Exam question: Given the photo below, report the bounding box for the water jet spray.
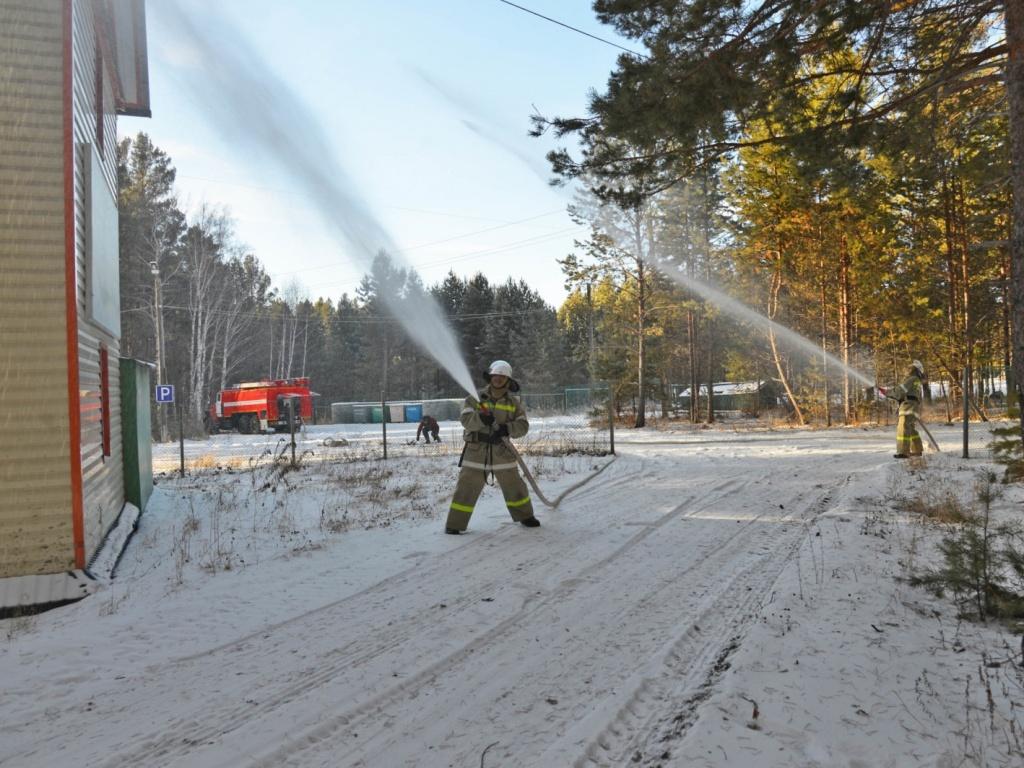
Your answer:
[658,259,876,388]
[158,1,477,398]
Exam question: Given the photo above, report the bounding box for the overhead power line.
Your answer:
[122,303,558,324]
[495,0,648,59]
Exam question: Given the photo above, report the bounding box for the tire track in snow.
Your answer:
[566,476,851,767]
[240,475,782,767]
[92,461,726,768]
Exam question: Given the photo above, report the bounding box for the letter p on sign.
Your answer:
[155,384,175,403]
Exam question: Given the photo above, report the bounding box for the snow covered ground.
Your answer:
[3,422,1023,767]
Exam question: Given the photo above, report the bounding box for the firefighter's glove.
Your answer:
[479,411,495,426]
[494,424,509,438]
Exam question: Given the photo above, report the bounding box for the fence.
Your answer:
[151,387,614,475]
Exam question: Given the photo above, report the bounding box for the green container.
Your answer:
[371,406,384,423]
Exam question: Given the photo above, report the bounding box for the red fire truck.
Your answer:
[206,378,315,434]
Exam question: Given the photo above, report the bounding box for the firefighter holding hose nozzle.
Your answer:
[877,359,926,459]
[445,360,539,534]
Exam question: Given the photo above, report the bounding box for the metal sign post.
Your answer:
[155,384,183,475]
[154,385,185,475]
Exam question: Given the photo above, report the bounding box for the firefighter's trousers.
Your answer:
[896,413,923,456]
[446,466,534,531]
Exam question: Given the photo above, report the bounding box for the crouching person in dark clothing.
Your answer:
[416,414,440,444]
[445,360,538,534]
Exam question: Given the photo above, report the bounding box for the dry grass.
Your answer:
[905,485,971,525]
[190,454,219,470]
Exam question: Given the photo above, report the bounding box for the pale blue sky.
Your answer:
[121,1,637,307]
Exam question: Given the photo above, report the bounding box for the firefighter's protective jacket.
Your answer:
[459,385,529,471]
[892,374,924,417]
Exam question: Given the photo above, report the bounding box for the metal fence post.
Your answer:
[178,401,185,478]
[381,391,388,460]
[962,366,970,459]
[607,385,615,456]
[288,398,297,467]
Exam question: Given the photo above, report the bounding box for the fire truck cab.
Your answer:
[206,378,314,434]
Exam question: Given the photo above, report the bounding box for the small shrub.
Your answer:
[990,413,1024,482]
[320,507,350,534]
[909,471,1024,621]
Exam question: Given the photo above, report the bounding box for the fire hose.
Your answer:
[468,396,616,507]
[501,436,616,509]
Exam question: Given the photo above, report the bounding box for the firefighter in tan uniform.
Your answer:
[880,359,925,458]
[445,360,539,534]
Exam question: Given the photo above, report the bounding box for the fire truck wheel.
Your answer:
[237,414,255,434]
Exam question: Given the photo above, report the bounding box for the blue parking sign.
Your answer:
[155,384,175,403]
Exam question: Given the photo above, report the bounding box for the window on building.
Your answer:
[99,344,111,458]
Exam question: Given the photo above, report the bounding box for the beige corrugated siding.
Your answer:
[0,0,74,578]
[72,0,124,560]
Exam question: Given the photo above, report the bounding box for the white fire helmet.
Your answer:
[911,359,925,376]
[488,360,513,378]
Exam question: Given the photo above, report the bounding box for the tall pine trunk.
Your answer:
[634,217,648,429]
[635,260,647,428]
[819,248,831,426]
[768,254,805,425]
[705,317,715,424]
[1008,0,1024,440]
[839,236,852,423]
[687,309,698,423]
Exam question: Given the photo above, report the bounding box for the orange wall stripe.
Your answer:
[64,0,85,569]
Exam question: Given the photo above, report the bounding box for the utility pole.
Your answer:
[151,261,168,442]
[819,248,831,427]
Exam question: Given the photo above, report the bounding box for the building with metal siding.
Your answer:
[72,0,124,560]
[0,0,149,593]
